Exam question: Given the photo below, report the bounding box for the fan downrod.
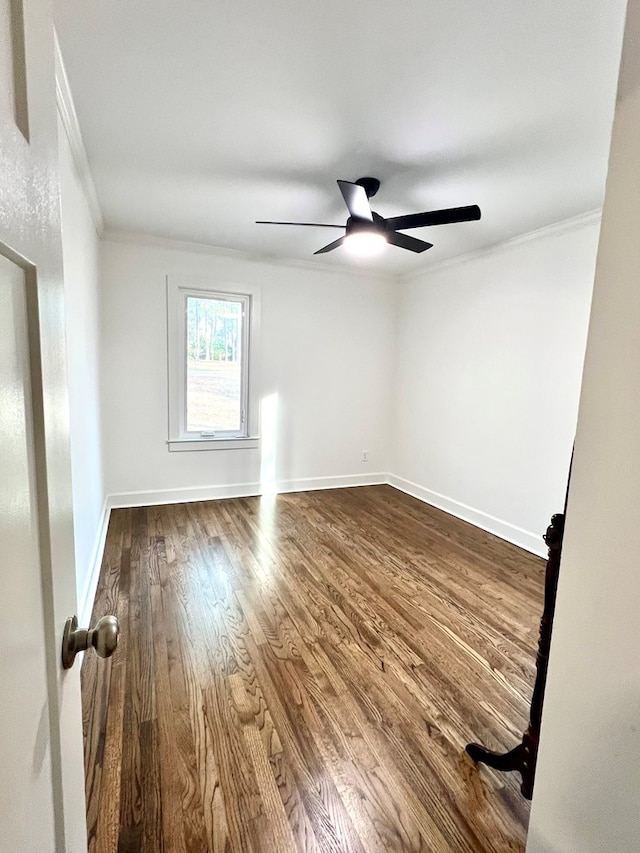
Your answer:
[355,177,380,199]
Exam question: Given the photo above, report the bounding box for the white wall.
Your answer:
[391,219,600,554]
[58,116,105,616]
[99,237,395,502]
[99,220,600,551]
[528,2,640,849]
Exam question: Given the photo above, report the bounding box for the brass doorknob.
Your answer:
[62,614,120,670]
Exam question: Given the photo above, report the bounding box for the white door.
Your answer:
[0,1,88,851]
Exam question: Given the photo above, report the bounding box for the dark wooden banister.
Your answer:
[465,459,571,799]
[465,511,564,798]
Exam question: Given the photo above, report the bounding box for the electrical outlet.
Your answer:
[361,450,368,463]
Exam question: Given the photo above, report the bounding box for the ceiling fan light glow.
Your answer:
[343,230,387,257]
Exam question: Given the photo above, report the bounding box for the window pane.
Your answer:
[186,296,243,432]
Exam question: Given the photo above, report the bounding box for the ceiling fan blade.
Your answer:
[385,204,481,231]
[256,220,344,228]
[386,232,433,253]
[337,180,373,221]
[314,236,346,255]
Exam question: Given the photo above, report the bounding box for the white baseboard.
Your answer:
[107,473,387,509]
[387,474,546,557]
[77,498,111,626]
[79,473,542,626]
[107,474,545,556]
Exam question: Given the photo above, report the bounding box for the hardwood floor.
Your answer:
[82,485,544,852]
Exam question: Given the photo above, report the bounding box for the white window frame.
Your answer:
[166,276,260,452]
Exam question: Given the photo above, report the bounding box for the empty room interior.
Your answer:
[4,0,640,851]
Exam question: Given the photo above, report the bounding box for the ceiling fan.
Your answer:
[256,177,481,256]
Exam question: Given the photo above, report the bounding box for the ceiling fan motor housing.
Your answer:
[346,212,385,235]
[355,177,381,199]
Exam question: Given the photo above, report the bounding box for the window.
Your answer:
[167,278,260,451]
[185,292,247,434]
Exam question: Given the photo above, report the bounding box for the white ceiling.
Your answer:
[54,1,626,274]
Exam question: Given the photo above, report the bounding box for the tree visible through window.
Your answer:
[185,295,246,433]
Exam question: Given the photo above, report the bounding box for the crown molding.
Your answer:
[101,228,393,283]
[104,208,602,286]
[54,30,105,236]
[49,51,601,289]
[398,208,603,284]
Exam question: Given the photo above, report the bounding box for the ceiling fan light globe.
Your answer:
[343,231,387,257]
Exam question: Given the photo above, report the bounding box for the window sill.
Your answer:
[167,436,260,452]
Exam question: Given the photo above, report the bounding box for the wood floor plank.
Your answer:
[140,719,163,853]
[118,508,145,851]
[149,584,191,853]
[92,509,132,853]
[82,485,542,851]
